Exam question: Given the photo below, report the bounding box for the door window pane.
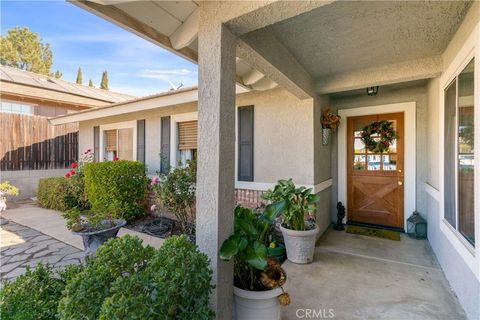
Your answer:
[367,155,381,171]
[383,155,397,171]
[353,155,366,170]
[354,139,365,153]
[458,59,475,246]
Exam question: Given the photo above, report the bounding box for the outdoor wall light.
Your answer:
[366,86,379,96]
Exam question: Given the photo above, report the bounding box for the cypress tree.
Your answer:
[76,67,83,84]
[100,70,109,90]
[88,79,94,87]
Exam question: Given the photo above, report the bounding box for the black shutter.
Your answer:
[160,116,171,174]
[238,106,254,181]
[137,119,146,163]
[93,126,99,162]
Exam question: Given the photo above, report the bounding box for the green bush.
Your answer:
[37,175,89,212]
[99,236,214,320]
[0,263,82,320]
[58,235,155,319]
[84,160,148,221]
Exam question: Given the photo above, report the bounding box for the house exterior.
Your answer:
[53,1,479,319]
[0,65,133,198]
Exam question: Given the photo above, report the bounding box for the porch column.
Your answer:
[196,11,237,319]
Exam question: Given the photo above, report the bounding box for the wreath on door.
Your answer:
[360,120,397,153]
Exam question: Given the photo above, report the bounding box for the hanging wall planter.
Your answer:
[321,108,341,146]
[322,128,331,145]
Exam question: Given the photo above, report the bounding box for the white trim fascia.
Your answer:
[169,112,198,168]
[337,102,416,230]
[50,89,199,125]
[235,178,333,194]
[99,120,137,161]
[438,22,479,278]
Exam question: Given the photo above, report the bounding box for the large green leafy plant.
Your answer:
[220,202,289,293]
[261,179,319,231]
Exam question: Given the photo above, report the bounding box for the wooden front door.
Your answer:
[347,112,405,229]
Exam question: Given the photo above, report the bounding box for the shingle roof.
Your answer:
[0,65,134,103]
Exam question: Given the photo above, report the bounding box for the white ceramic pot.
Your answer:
[234,286,283,320]
[280,224,319,264]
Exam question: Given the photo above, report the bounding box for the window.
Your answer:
[0,101,34,115]
[238,106,254,181]
[444,58,475,246]
[103,128,134,161]
[177,120,197,167]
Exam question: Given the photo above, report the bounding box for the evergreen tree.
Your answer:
[76,67,83,84]
[53,70,62,79]
[100,70,109,90]
[88,79,94,87]
[0,27,53,75]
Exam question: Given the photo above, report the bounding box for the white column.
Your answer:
[196,10,236,319]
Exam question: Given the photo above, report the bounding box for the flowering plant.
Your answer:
[321,108,341,131]
[66,149,94,178]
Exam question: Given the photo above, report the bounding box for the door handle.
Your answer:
[398,181,403,186]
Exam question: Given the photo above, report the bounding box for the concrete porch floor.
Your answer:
[282,229,466,320]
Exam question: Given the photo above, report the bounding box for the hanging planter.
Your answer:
[321,108,341,146]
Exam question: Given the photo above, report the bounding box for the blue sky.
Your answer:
[0,0,198,96]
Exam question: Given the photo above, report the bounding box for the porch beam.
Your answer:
[170,8,199,50]
[315,56,443,94]
[226,0,336,36]
[196,10,237,319]
[237,29,316,99]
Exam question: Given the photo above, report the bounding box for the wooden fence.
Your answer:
[0,113,78,171]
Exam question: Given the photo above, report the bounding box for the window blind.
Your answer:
[105,130,117,152]
[178,120,197,150]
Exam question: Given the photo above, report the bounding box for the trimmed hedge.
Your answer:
[84,160,148,221]
[37,176,88,212]
[0,263,82,320]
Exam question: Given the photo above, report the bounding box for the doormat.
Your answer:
[346,225,400,241]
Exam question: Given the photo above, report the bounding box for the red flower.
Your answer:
[71,162,77,169]
[69,170,76,176]
[113,156,120,161]
[65,172,71,178]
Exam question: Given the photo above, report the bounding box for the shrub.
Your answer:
[158,160,196,232]
[99,236,214,320]
[84,160,148,221]
[58,235,155,319]
[0,263,82,320]
[37,176,88,212]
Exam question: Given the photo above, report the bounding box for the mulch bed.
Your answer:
[125,214,195,242]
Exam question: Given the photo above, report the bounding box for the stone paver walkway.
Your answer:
[1,220,83,281]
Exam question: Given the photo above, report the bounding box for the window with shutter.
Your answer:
[238,106,254,182]
[178,120,197,150]
[105,130,117,152]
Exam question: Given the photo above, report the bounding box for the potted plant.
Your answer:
[262,179,320,264]
[0,181,19,225]
[220,203,291,320]
[63,202,126,257]
[321,108,341,145]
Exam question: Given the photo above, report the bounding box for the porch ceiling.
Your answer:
[265,1,472,79]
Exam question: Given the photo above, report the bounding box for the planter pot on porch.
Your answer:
[322,128,331,145]
[234,286,283,320]
[73,219,126,257]
[280,224,319,264]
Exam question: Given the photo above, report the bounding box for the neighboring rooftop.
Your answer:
[0,65,135,107]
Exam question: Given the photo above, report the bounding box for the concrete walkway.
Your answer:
[1,220,83,280]
[282,229,467,320]
[1,202,164,250]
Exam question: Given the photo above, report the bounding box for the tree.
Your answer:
[0,27,53,76]
[100,70,109,90]
[88,79,94,87]
[54,70,63,79]
[76,67,83,84]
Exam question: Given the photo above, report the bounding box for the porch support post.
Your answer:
[196,10,237,319]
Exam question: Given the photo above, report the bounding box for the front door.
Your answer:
[347,112,404,229]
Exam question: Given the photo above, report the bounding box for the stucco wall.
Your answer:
[329,83,429,223]
[79,87,316,184]
[0,169,68,200]
[236,87,315,185]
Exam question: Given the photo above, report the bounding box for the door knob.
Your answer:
[398,169,402,173]
[398,181,403,186]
